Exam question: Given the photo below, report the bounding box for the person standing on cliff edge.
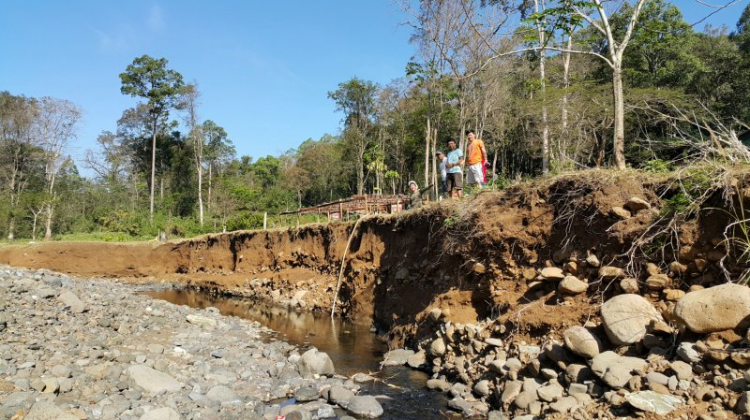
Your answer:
[465,129,487,189]
[445,139,464,198]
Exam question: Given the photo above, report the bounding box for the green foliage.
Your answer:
[642,159,673,173]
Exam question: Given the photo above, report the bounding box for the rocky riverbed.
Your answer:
[0,265,386,420]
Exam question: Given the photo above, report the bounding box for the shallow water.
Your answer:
[146,289,456,420]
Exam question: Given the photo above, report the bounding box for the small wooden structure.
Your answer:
[281,194,407,221]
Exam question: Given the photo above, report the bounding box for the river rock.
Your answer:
[563,326,601,359]
[140,407,181,420]
[559,276,588,294]
[58,290,86,313]
[600,294,663,345]
[407,350,427,368]
[676,342,702,363]
[127,365,181,393]
[24,401,79,420]
[501,380,523,404]
[591,351,648,389]
[185,314,216,329]
[541,267,565,281]
[474,380,491,397]
[382,349,414,366]
[429,338,446,357]
[329,385,355,407]
[297,348,335,377]
[674,283,750,333]
[207,385,241,405]
[599,266,624,280]
[625,391,683,415]
[347,395,383,418]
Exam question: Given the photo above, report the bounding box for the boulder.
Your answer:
[600,294,663,345]
[674,283,750,333]
[346,395,384,418]
[127,365,181,393]
[563,326,601,359]
[620,278,639,294]
[297,348,335,377]
[328,385,355,407]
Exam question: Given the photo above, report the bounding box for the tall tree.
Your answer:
[0,92,37,240]
[328,78,379,195]
[34,97,81,240]
[178,83,205,226]
[120,55,184,222]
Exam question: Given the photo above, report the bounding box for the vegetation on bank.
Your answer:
[2,1,750,242]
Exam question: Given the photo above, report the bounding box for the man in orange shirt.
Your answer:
[465,130,487,188]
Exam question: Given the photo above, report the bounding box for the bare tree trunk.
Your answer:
[424,118,431,188]
[197,163,204,226]
[207,162,212,213]
[561,32,573,165]
[7,217,14,241]
[612,66,626,170]
[535,0,550,175]
[44,202,53,241]
[149,123,157,223]
[431,128,438,198]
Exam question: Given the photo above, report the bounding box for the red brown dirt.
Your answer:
[0,169,744,349]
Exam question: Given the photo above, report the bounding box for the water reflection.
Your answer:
[145,289,456,419]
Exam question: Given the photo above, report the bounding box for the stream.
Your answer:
[146,289,456,420]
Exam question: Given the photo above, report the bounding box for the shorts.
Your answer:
[446,172,463,191]
[467,163,483,185]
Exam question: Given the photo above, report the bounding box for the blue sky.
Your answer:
[0,0,746,177]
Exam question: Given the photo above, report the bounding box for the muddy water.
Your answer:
[146,289,455,420]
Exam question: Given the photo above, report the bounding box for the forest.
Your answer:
[1,0,750,241]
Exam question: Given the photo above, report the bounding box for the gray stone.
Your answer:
[346,395,384,418]
[676,342,702,363]
[381,349,414,366]
[297,349,335,377]
[426,379,451,392]
[563,326,601,359]
[737,391,750,415]
[646,372,669,386]
[24,401,79,420]
[127,365,181,393]
[674,284,750,333]
[513,390,539,409]
[58,291,86,313]
[549,396,579,413]
[625,391,683,415]
[591,351,648,390]
[485,338,503,347]
[295,386,319,402]
[140,407,181,420]
[32,287,56,299]
[501,380,523,404]
[537,383,563,402]
[473,380,491,397]
[206,385,241,405]
[600,294,663,345]
[328,385,355,407]
[428,338,446,357]
[185,314,216,328]
[670,361,693,381]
